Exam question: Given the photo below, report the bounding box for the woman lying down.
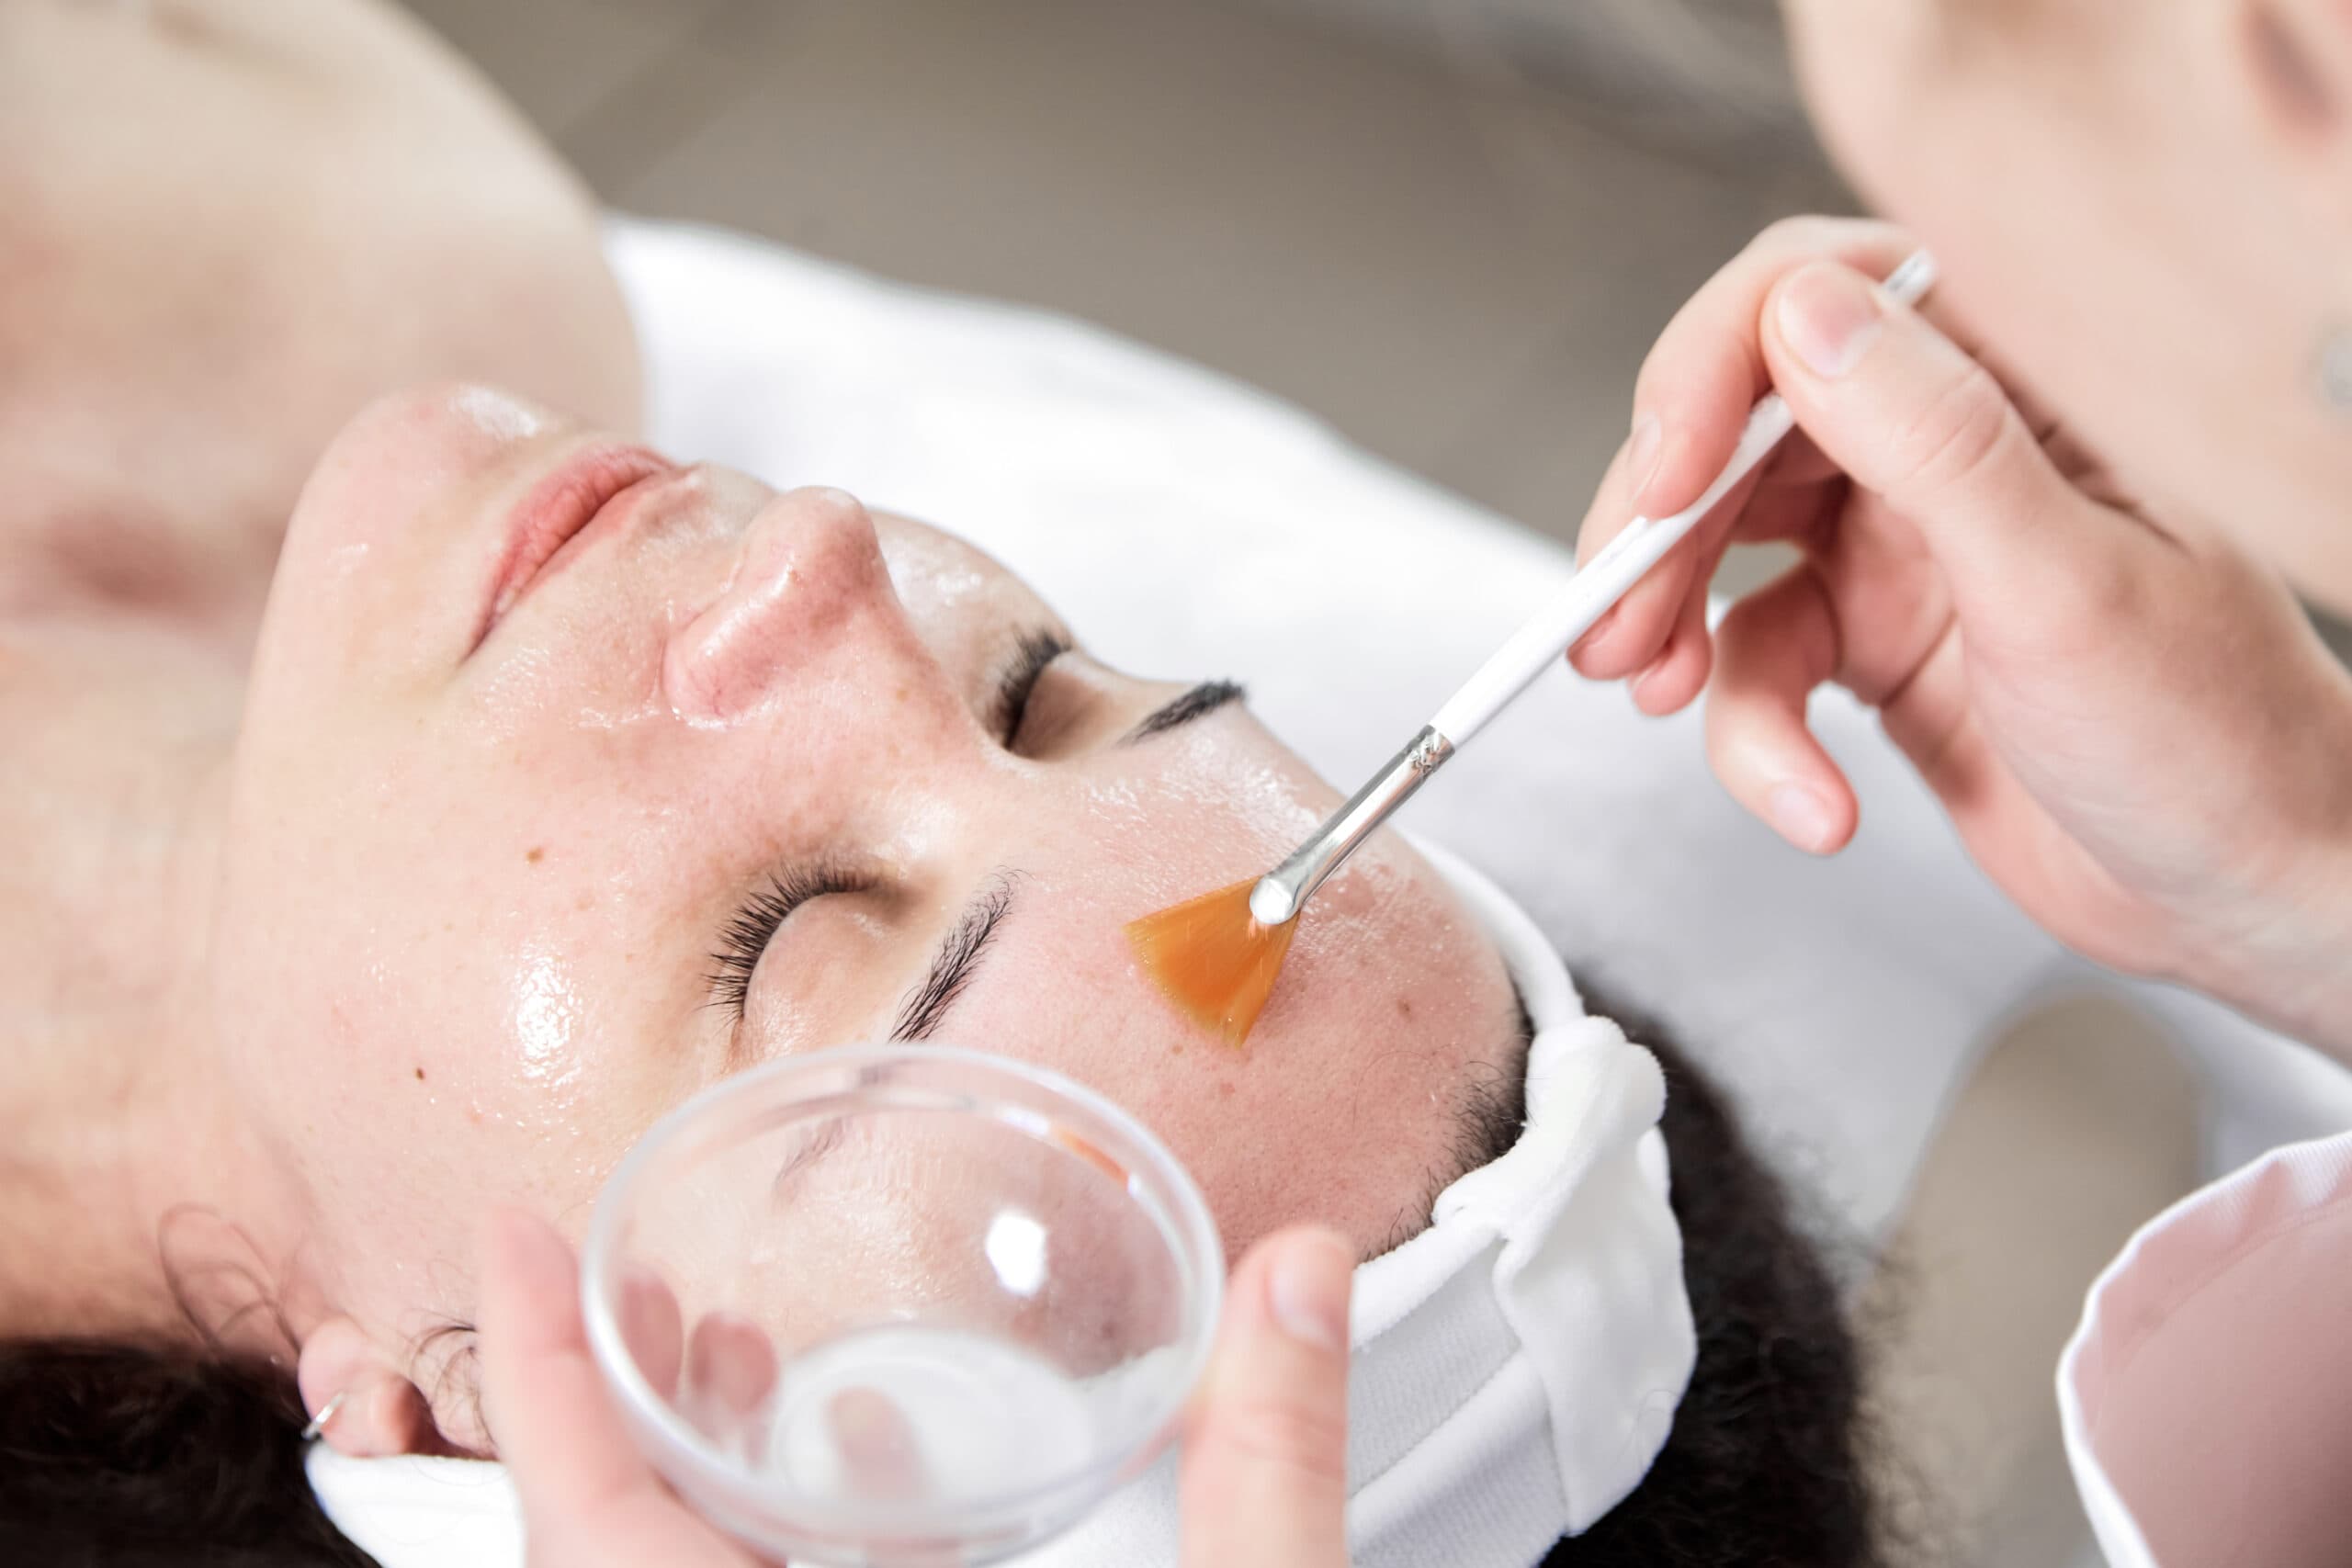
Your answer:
[0,2,1878,1563]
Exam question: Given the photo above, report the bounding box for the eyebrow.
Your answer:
[889,872,1022,1043]
[1122,680,1246,745]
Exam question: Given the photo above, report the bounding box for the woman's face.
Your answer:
[1784,0,2352,609]
[211,387,1521,1432]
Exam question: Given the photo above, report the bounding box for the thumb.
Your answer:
[1180,1227,1355,1568]
[1760,261,2126,615]
[475,1210,751,1568]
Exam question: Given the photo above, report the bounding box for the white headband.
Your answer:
[1344,841,1693,1560]
[309,845,1694,1567]
[965,843,1697,1566]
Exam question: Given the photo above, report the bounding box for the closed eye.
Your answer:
[707,862,873,1019]
[993,627,1073,749]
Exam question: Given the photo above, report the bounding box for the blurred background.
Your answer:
[393,0,1848,556]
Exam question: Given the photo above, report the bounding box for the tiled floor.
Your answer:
[398,0,1847,557]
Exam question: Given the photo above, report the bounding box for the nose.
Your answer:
[662,487,903,724]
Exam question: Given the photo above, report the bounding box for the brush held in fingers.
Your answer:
[1125,879,1298,1047]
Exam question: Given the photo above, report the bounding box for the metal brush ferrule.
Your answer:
[1249,725,1455,926]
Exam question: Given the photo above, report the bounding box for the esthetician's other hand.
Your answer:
[478,1209,1356,1568]
[1571,217,2352,1056]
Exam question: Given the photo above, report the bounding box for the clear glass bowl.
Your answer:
[580,1045,1225,1566]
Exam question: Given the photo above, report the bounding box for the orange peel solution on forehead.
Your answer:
[1125,879,1297,1047]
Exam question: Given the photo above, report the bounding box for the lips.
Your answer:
[475,443,678,649]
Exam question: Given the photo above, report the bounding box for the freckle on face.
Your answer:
[526,846,545,864]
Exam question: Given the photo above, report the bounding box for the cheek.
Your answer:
[216,735,716,1264]
[221,861,649,1212]
[1788,1,2085,263]
[231,880,675,1359]
[1787,0,1927,183]
[1053,730,1329,905]
[943,803,1511,1258]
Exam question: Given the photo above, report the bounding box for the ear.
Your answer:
[296,1314,457,1458]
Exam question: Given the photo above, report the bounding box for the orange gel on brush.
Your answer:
[1125,878,1298,1047]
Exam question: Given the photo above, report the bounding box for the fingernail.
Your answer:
[1267,1231,1353,1351]
[1776,265,1883,379]
[1767,783,1838,852]
[1626,413,1664,505]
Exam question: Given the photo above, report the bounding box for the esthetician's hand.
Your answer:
[478,1208,1356,1568]
[1571,217,2352,1056]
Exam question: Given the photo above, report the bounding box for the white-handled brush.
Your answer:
[1126,251,1939,1045]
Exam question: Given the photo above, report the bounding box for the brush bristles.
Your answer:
[1125,878,1299,1048]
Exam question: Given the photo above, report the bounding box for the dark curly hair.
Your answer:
[1547,992,1882,1566]
[0,1340,376,1568]
[0,986,1881,1567]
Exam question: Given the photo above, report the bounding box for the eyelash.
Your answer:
[993,629,1072,748]
[707,629,1066,1021]
[707,862,870,1019]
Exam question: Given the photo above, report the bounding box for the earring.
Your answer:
[2320,324,2352,412]
[300,1389,350,1442]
